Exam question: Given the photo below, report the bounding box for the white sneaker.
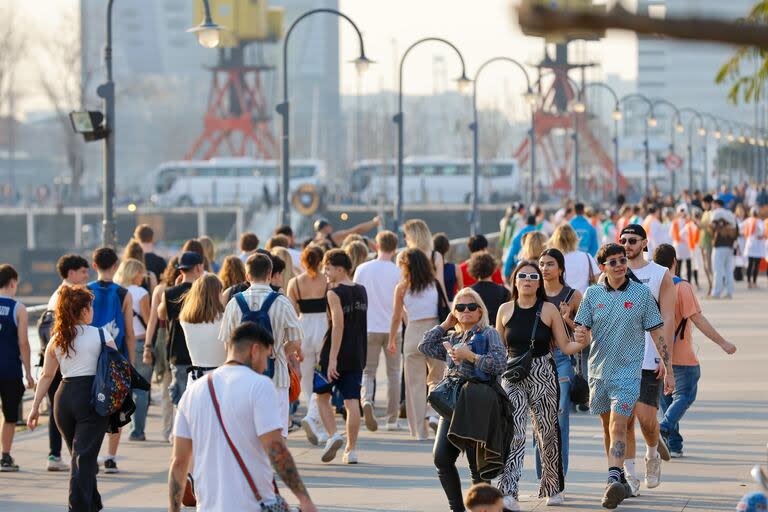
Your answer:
[321,433,344,463]
[384,421,400,431]
[46,456,69,472]
[427,416,439,433]
[342,450,358,464]
[546,492,565,505]
[626,475,641,497]
[502,495,520,511]
[645,454,662,488]
[301,417,320,446]
[362,402,378,432]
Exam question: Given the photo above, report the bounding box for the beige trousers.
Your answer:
[403,318,446,439]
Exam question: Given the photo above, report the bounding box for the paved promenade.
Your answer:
[2,284,767,511]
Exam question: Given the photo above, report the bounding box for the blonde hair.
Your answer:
[403,219,434,254]
[520,231,547,261]
[122,240,143,262]
[179,274,224,324]
[344,240,370,275]
[198,236,216,264]
[114,258,145,288]
[452,287,490,333]
[270,247,295,292]
[341,233,365,248]
[549,223,579,254]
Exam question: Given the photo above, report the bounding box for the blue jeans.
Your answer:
[169,362,190,405]
[130,340,154,439]
[659,365,700,453]
[535,348,573,477]
[711,247,734,298]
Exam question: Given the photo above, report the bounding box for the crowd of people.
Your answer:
[0,186,751,511]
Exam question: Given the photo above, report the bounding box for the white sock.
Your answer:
[623,459,636,478]
[646,444,658,459]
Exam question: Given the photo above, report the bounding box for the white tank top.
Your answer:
[403,284,438,322]
[631,262,666,370]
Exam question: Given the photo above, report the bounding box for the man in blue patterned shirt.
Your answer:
[574,243,674,509]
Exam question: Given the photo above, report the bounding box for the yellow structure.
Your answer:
[193,0,284,46]
[520,0,606,42]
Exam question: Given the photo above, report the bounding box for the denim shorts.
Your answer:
[589,376,641,417]
[314,369,362,400]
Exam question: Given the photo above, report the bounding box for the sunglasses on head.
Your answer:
[604,257,628,267]
[516,272,540,281]
[454,303,480,312]
[619,237,642,246]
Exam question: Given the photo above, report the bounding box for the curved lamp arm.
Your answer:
[399,37,469,113]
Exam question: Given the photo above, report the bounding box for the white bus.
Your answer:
[350,157,521,204]
[150,158,325,207]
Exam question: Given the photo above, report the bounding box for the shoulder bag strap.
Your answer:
[260,291,280,313]
[586,253,595,284]
[207,374,264,504]
[529,302,543,350]
[564,288,576,305]
[98,327,106,346]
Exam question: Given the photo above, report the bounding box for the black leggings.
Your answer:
[748,257,762,284]
[433,417,485,512]
[55,376,108,512]
[675,259,693,282]
[48,370,62,458]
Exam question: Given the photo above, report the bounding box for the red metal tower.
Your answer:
[514,44,627,197]
[186,45,277,160]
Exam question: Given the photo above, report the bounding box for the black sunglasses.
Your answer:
[619,237,642,246]
[454,303,480,312]
[604,257,628,267]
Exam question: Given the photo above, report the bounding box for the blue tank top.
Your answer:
[0,297,22,378]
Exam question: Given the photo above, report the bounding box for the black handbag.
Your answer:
[436,279,450,321]
[502,302,542,382]
[569,352,590,406]
[427,371,467,419]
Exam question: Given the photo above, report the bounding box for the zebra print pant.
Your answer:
[497,353,565,499]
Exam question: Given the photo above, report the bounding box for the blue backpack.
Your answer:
[91,328,131,417]
[234,291,279,378]
[88,281,126,355]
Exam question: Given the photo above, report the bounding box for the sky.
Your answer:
[9,0,638,115]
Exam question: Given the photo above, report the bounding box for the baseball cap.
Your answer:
[676,204,688,214]
[175,251,203,270]
[620,224,647,240]
[313,218,331,232]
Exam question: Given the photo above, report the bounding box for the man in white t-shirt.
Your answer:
[169,322,317,512]
[353,230,402,432]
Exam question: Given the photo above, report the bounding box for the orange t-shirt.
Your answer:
[672,279,702,366]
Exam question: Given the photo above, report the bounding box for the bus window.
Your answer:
[420,166,436,176]
[293,165,315,178]
[405,165,421,176]
[155,168,178,193]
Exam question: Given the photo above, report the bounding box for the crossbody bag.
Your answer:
[502,302,543,382]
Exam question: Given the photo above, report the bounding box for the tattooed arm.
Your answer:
[650,328,675,395]
[260,429,318,512]
[168,436,193,512]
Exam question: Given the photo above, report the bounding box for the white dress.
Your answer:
[743,217,766,259]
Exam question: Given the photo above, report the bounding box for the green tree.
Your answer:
[716,2,768,104]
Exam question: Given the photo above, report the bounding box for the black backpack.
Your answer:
[36,310,55,367]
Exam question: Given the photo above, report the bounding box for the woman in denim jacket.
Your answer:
[419,287,506,512]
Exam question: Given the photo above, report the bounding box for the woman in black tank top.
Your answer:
[536,248,585,480]
[494,260,587,507]
[286,245,330,446]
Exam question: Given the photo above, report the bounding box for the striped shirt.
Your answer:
[219,284,303,388]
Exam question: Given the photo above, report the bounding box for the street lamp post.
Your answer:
[702,113,721,192]
[98,0,117,248]
[575,82,622,202]
[651,99,682,197]
[470,57,534,236]
[193,3,371,228]
[620,94,655,199]
[394,38,469,234]
[278,10,371,227]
